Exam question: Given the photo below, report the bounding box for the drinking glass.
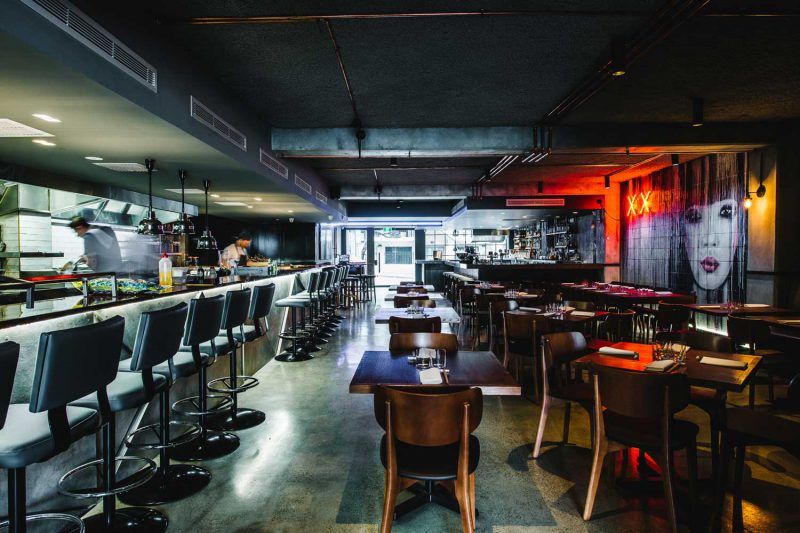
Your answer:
[434,348,447,369]
[415,349,431,369]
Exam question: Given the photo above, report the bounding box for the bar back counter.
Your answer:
[0,268,316,511]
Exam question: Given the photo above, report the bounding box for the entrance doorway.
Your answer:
[374,228,414,286]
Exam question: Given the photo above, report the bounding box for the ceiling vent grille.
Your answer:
[506,198,566,207]
[315,191,328,205]
[190,97,247,151]
[21,0,158,91]
[294,175,312,195]
[259,149,288,178]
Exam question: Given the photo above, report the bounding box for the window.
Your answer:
[384,246,412,264]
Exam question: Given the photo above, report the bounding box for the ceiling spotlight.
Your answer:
[287,210,294,213]
[32,139,55,146]
[84,156,103,161]
[32,113,61,123]
[671,154,680,166]
[210,193,220,198]
[610,38,627,77]
[537,181,543,194]
[389,157,398,167]
[253,197,262,201]
[247,205,254,209]
[604,175,611,189]
[692,97,704,127]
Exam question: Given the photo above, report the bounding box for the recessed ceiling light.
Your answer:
[32,113,61,123]
[287,210,294,213]
[210,194,220,198]
[32,139,56,146]
[84,156,103,161]
[215,201,249,206]
[522,215,528,218]
[253,197,262,201]
[247,205,254,209]
[165,188,206,194]
[0,119,53,138]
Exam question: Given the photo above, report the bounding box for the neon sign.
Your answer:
[626,191,654,217]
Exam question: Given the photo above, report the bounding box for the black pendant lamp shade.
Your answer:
[137,158,163,235]
[172,169,195,235]
[196,180,217,250]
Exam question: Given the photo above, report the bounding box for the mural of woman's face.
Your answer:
[683,198,739,290]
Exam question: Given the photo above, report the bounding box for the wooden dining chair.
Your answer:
[393,297,436,308]
[388,332,458,358]
[718,373,800,526]
[374,386,483,533]
[388,315,442,334]
[583,365,698,533]
[486,300,519,353]
[727,315,785,407]
[396,286,428,295]
[598,310,636,342]
[533,332,593,458]
[458,286,478,319]
[502,311,550,399]
[399,280,424,286]
[473,293,506,350]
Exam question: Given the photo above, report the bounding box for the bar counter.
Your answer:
[443,260,605,283]
[0,267,316,509]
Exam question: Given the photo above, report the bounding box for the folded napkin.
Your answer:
[598,346,639,359]
[744,303,769,308]
[655,291,673,295]
[564,306,576,313]
[520,307,541,313]
[571,310,595,317]
[419,367,443,384]
[646,359,677,372]
[698,356,747,369]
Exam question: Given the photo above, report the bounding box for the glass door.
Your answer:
[374,227,414,286]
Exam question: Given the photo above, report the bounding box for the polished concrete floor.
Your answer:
[105,289,799,532]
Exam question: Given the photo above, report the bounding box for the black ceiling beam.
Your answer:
[162,8,799,25]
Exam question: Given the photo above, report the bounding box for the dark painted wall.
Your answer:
[188,214,316,265]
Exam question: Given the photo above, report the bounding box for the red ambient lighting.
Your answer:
[626,191,654,217]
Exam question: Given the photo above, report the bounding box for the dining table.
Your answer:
[383,292,448,303]
[574,341,762,392]
[374,307,461,325]
[388,284,435,292]
[679,303,798,318]
[349,350,521,395]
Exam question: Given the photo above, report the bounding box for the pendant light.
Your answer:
[196,180,217,250]
[137,158,163,235]
[171,169,195,235]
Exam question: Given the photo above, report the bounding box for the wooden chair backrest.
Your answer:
[393,297,436,308]
[389,332,458,358]
[591,364,690,419]
[655,330,733,353]
[388,316,442,334]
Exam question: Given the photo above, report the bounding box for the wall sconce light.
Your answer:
[537,181,543,194]
[743,173,767,209]
[604,175,610,189]
[692,97,704,127]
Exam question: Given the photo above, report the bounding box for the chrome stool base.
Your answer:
[118,464,211,506]
[168,430,240,461]
[58,457,156,498]
[275,349,313,362]
[207,407,266,431]
[0,512,85,533]
[81,506,167,533]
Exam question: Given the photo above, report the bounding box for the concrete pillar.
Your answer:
[414,229,425,281]
[366,228,375,276]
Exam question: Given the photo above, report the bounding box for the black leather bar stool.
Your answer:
[275,276,315,362]
[207,288,265,431]
[60,316,170,532]
[118,303,210,507]
[0,342,95,533]
[170,295,240,461]
[234,283,275,344]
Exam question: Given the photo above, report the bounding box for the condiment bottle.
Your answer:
[158,252,173,287]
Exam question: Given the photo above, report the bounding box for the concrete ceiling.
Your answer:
[0,33,328,222]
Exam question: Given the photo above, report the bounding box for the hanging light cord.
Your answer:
[178,170,187,218]
[203,180,211,230]
[145,158,156,215]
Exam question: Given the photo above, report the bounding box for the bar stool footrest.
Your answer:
[58,456,156,498]
[124,421,202,450]
[0,512,86,533]
[207,375,259,394]
[172,393,233,417]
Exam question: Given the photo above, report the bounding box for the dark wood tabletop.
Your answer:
[374,307,461,324]
[388,284,435,292]
[679,303,798,317]
[575,342,762,392]
[383,292,448,302]
[349,350,521,395]
[517,308,609,324]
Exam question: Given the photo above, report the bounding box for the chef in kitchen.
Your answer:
[220,230,252,269]
[69,216,123,272]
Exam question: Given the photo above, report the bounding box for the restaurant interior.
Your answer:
[0,1,798,532]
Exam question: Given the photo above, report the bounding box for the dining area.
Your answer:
[345,277,800,532]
